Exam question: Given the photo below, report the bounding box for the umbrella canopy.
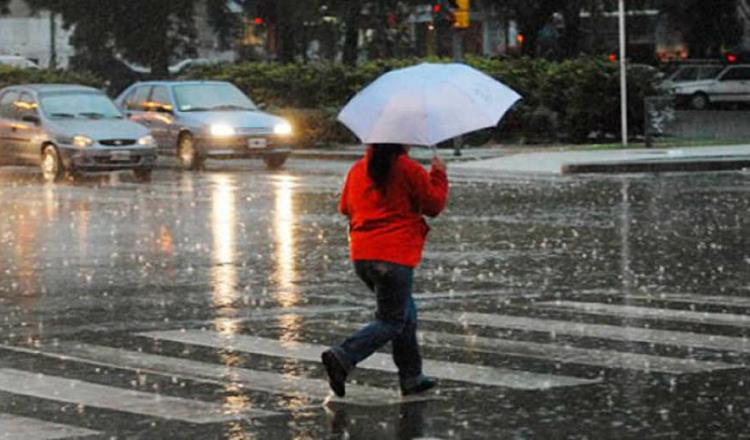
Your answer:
[337,62,522,147]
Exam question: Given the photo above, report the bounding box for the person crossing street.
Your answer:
[322,144,449,397]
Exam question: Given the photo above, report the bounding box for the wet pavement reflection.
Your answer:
[0,160,749,438]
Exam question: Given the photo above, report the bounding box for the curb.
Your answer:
[561,157,750,174]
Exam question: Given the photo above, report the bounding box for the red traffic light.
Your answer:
[608,52,618,62]
[432,4,442,13]
[253,17,265,25]
[726,53,738,63]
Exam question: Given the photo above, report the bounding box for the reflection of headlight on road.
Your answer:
[210,123,236,137]
[138,135,155,146]
[73,135,93,148]
[274,121,292,136]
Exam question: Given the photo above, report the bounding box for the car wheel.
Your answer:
[690,92,709,110]
[133,168,152,182]
[40,145,65,183]
[263,153,288,170]
[177,133,203,170]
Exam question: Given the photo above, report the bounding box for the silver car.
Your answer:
[667,64,750,109]
[115,81,293,170]
[0,84,157,182]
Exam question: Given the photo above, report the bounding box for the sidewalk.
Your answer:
[293,144,750,175]
[291,145,536,164]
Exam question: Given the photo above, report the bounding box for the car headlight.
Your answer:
[72,135,93,149]
[210,123,236,137]
[137,135,155,146]
[274,121,293,136]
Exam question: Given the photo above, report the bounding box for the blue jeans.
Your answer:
[332,260,422,381]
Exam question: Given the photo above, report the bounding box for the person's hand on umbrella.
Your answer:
[431,155,446,174]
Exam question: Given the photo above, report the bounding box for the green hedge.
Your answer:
[1,58,661,147]
[185,56,662,146]
[0,66,103,90]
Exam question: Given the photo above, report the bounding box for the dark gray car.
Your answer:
[115,81,292,170]
[0,84,157,182]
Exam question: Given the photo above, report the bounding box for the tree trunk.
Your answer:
[342,2,361,65]
[560,2,583,58]
[276,0,296,62]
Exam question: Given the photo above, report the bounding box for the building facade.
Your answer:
[0,0,74,68]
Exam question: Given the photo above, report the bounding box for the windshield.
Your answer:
[173,83,256,112]
[671,66,723,81]
[40,91,123,119]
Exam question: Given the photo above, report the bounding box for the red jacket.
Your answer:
[339,148,449,267]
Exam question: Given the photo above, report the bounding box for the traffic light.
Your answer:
[432,0,454,24]
[453,0,470,29]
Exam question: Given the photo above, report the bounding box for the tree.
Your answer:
[238,0,328,62]
[485,0,558,57]
[0,0,10,14]
[25,0,236,78]
[661,0,742,58]
[558,1,585,58]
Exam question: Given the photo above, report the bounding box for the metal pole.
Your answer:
[618,0,628,147]
[452,29,463,156]
[49,12,57,69]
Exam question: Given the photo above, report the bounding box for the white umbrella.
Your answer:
[337,62,522,147]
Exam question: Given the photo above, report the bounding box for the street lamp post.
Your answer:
[618,0,628,147]
[452,27,463,156]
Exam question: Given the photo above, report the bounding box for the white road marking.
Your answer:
[0,368,277,423]
[336,323,739,374]
[140,330,600,390]
[539,300,750,328]
[0,414,99,440]
[0,342,430,407]
[423,311,750,354]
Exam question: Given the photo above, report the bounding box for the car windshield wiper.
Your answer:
[210,104,255,111]
[50,112,75,118]
[78,112,106,119]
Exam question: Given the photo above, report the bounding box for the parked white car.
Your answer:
[0,55,39,69]
[668,64,750,109]
[658,64,724,90]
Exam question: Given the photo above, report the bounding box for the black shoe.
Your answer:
[322,349,347,397]
[401,375,437,396]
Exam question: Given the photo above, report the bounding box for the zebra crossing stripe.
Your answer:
[335,323,739,374]
[418,329,736,374]
[0,343,428,407]
[0,413,99,440]
[588,290,750,308]
[0,368,278,423]
[422,312,750,354]
[539,300,750,328]
[139,330,600,390]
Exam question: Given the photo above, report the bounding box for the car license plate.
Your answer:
[110,151,131,161]
[247,138,267,149]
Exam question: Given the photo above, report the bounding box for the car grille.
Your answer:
[99,139,136,147]
[94,156,140,165]
[237,127,271,136]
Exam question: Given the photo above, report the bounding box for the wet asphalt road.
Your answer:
[0,158,749,439]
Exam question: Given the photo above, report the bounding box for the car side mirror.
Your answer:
[157,104,174,114]
[21,114,40,125]
[256,102,267,110]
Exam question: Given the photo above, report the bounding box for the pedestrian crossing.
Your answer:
[337,323,739,374]
[422,311,750,354]
[2,292,750,438]
[0,414,99,440]
[0,368,276,424]
[139,330,600,389]
[537,300,750,328]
